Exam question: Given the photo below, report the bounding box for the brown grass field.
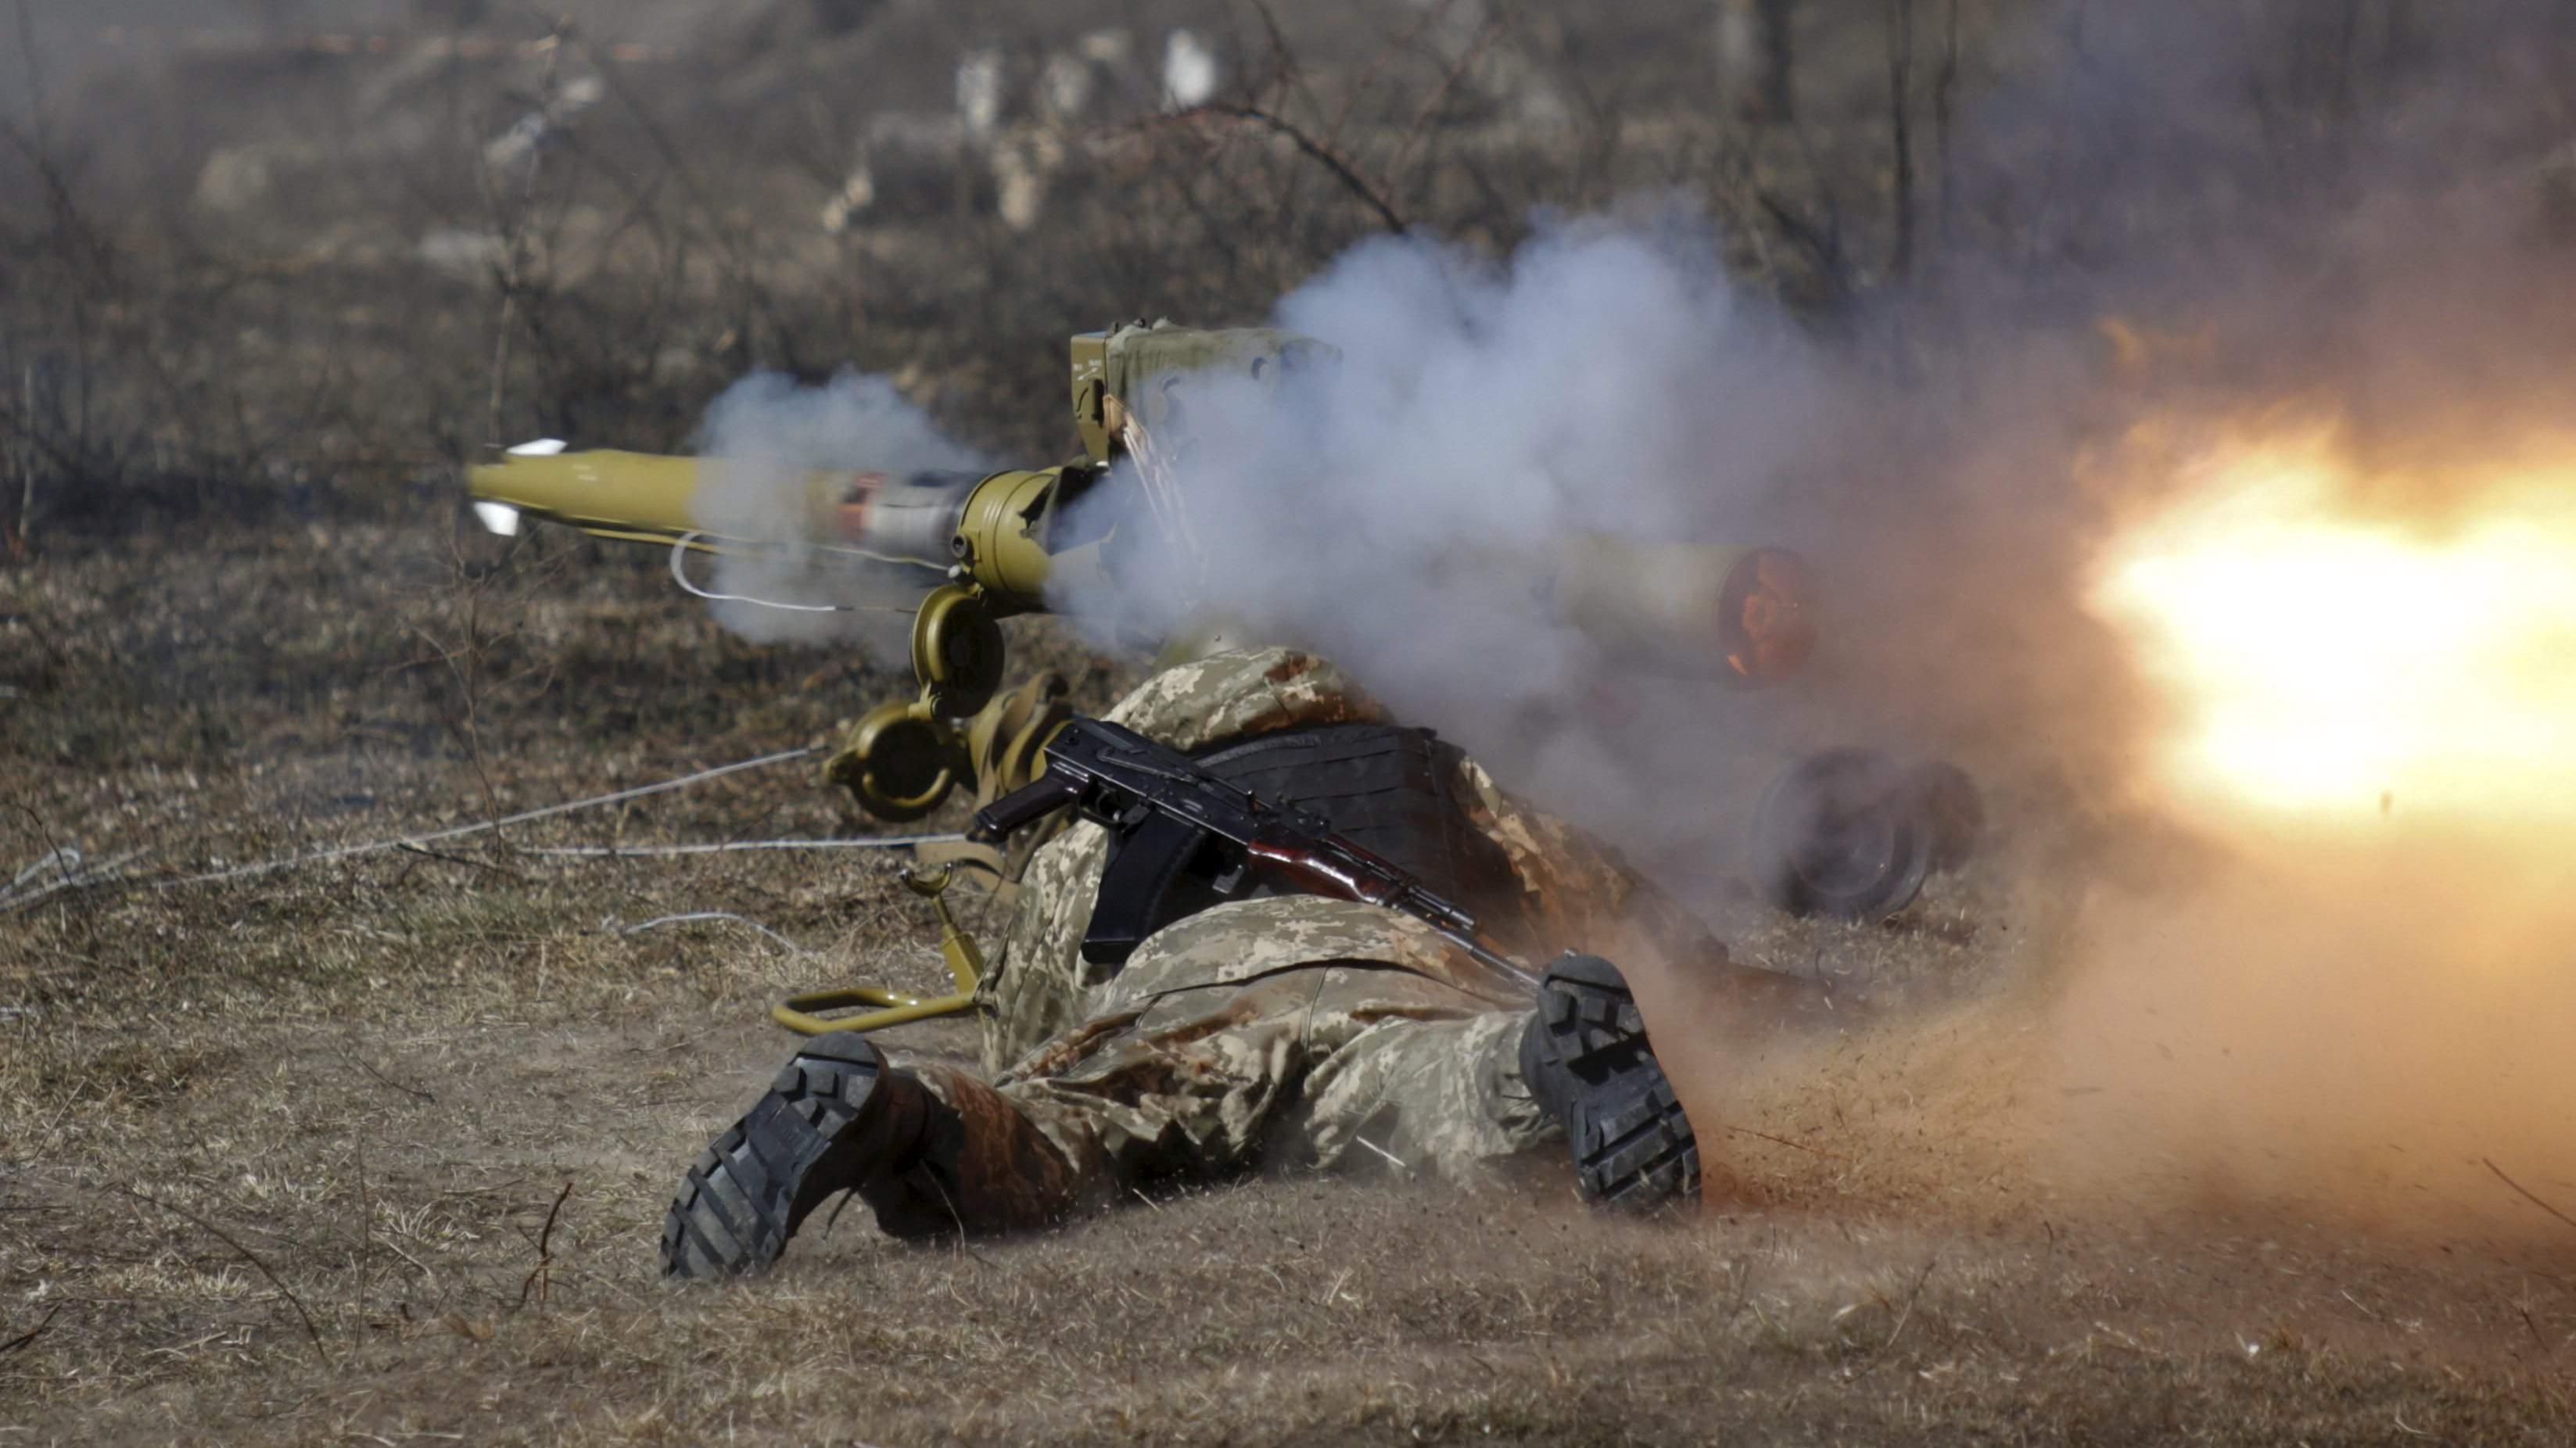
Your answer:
[9,2,2576,1443]
[5,516,2573,1445]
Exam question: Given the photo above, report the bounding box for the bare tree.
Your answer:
[1886,0,1914,278]
[1716,0,1796,124]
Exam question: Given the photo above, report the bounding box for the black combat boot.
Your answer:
[662,1033,1078,1280]
[662,1033,929,1279]
[1519,953,1702,1210]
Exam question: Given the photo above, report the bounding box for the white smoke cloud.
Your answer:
[1054,209,1850,846]
[1037,150,2576,1238]
[691,368,994,647]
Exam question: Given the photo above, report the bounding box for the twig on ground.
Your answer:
[1874,1256,1939,1361]
[6,808,72,887]
[117,1185,332,1369]
[13,364,30,557]
[339,1048,437,1104]
[516,1181,573,1310]
[2485,1158,2576,1233]
[404,600,507,833]
[394,843,530,883]
[0,1305,57,1356]
[920,1177,997,1271]
[1727,1125,1845,1159]
[375,1235,440,1293]
[353,1131,371,1317]
[2513,1298,2548,1353]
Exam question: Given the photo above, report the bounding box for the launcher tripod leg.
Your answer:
[771,866,985,1037]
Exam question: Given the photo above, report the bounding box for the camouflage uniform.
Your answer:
[945,647,1734,1200]
[662,645,1747,1276]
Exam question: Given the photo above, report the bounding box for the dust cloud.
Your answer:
[2047,827,2576,1230]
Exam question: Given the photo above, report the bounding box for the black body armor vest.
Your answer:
[1093,722,1527,957]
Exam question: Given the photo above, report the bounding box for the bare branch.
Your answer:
[0,1304,57,1356]
[517,1181,575,1310]
[1175,102,1408,235]
[2488,1157,2576,1235]
[118,1184,333,1370]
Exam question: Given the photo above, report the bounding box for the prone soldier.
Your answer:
[459,323,1842,1272]
[662,646,1821,1278]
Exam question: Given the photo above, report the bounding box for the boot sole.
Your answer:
[661,1032,887,1280]
[1526,954,1701,1210]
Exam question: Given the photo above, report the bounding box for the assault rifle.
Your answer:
[970,716,1542,990]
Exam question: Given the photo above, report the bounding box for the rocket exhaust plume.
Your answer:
[2090,417,2576,824]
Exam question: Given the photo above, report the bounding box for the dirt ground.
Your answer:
[8,2,2576,1442]
[4,514,2574,1447]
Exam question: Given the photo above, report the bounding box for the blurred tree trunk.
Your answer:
[411,0,489,28]
[1885,0,1914,277]
[1715,0,1796,123]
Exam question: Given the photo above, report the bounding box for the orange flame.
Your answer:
[2090,421,2576,823]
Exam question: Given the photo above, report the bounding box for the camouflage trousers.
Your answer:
[960,881,1555,1202]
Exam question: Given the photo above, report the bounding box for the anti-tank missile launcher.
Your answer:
[466,322,1821,823]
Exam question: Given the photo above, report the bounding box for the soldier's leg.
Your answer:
[995,962,1523,1186]
[1280,954,1700,1206]
[666,930,1695,1277]
[662,1033,1088,1279]
[997,954,1698,1206]
[986,896,1702,1202]
[1265,978,1549,1180]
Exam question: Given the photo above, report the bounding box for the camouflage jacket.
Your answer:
[973,647,1730,1073]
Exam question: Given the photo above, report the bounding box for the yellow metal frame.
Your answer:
[770,981,978,1036]
[771,866,986,1038]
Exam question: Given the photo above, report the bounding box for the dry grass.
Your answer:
[5,517,2576,1446]
[8,5,2576,1441]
